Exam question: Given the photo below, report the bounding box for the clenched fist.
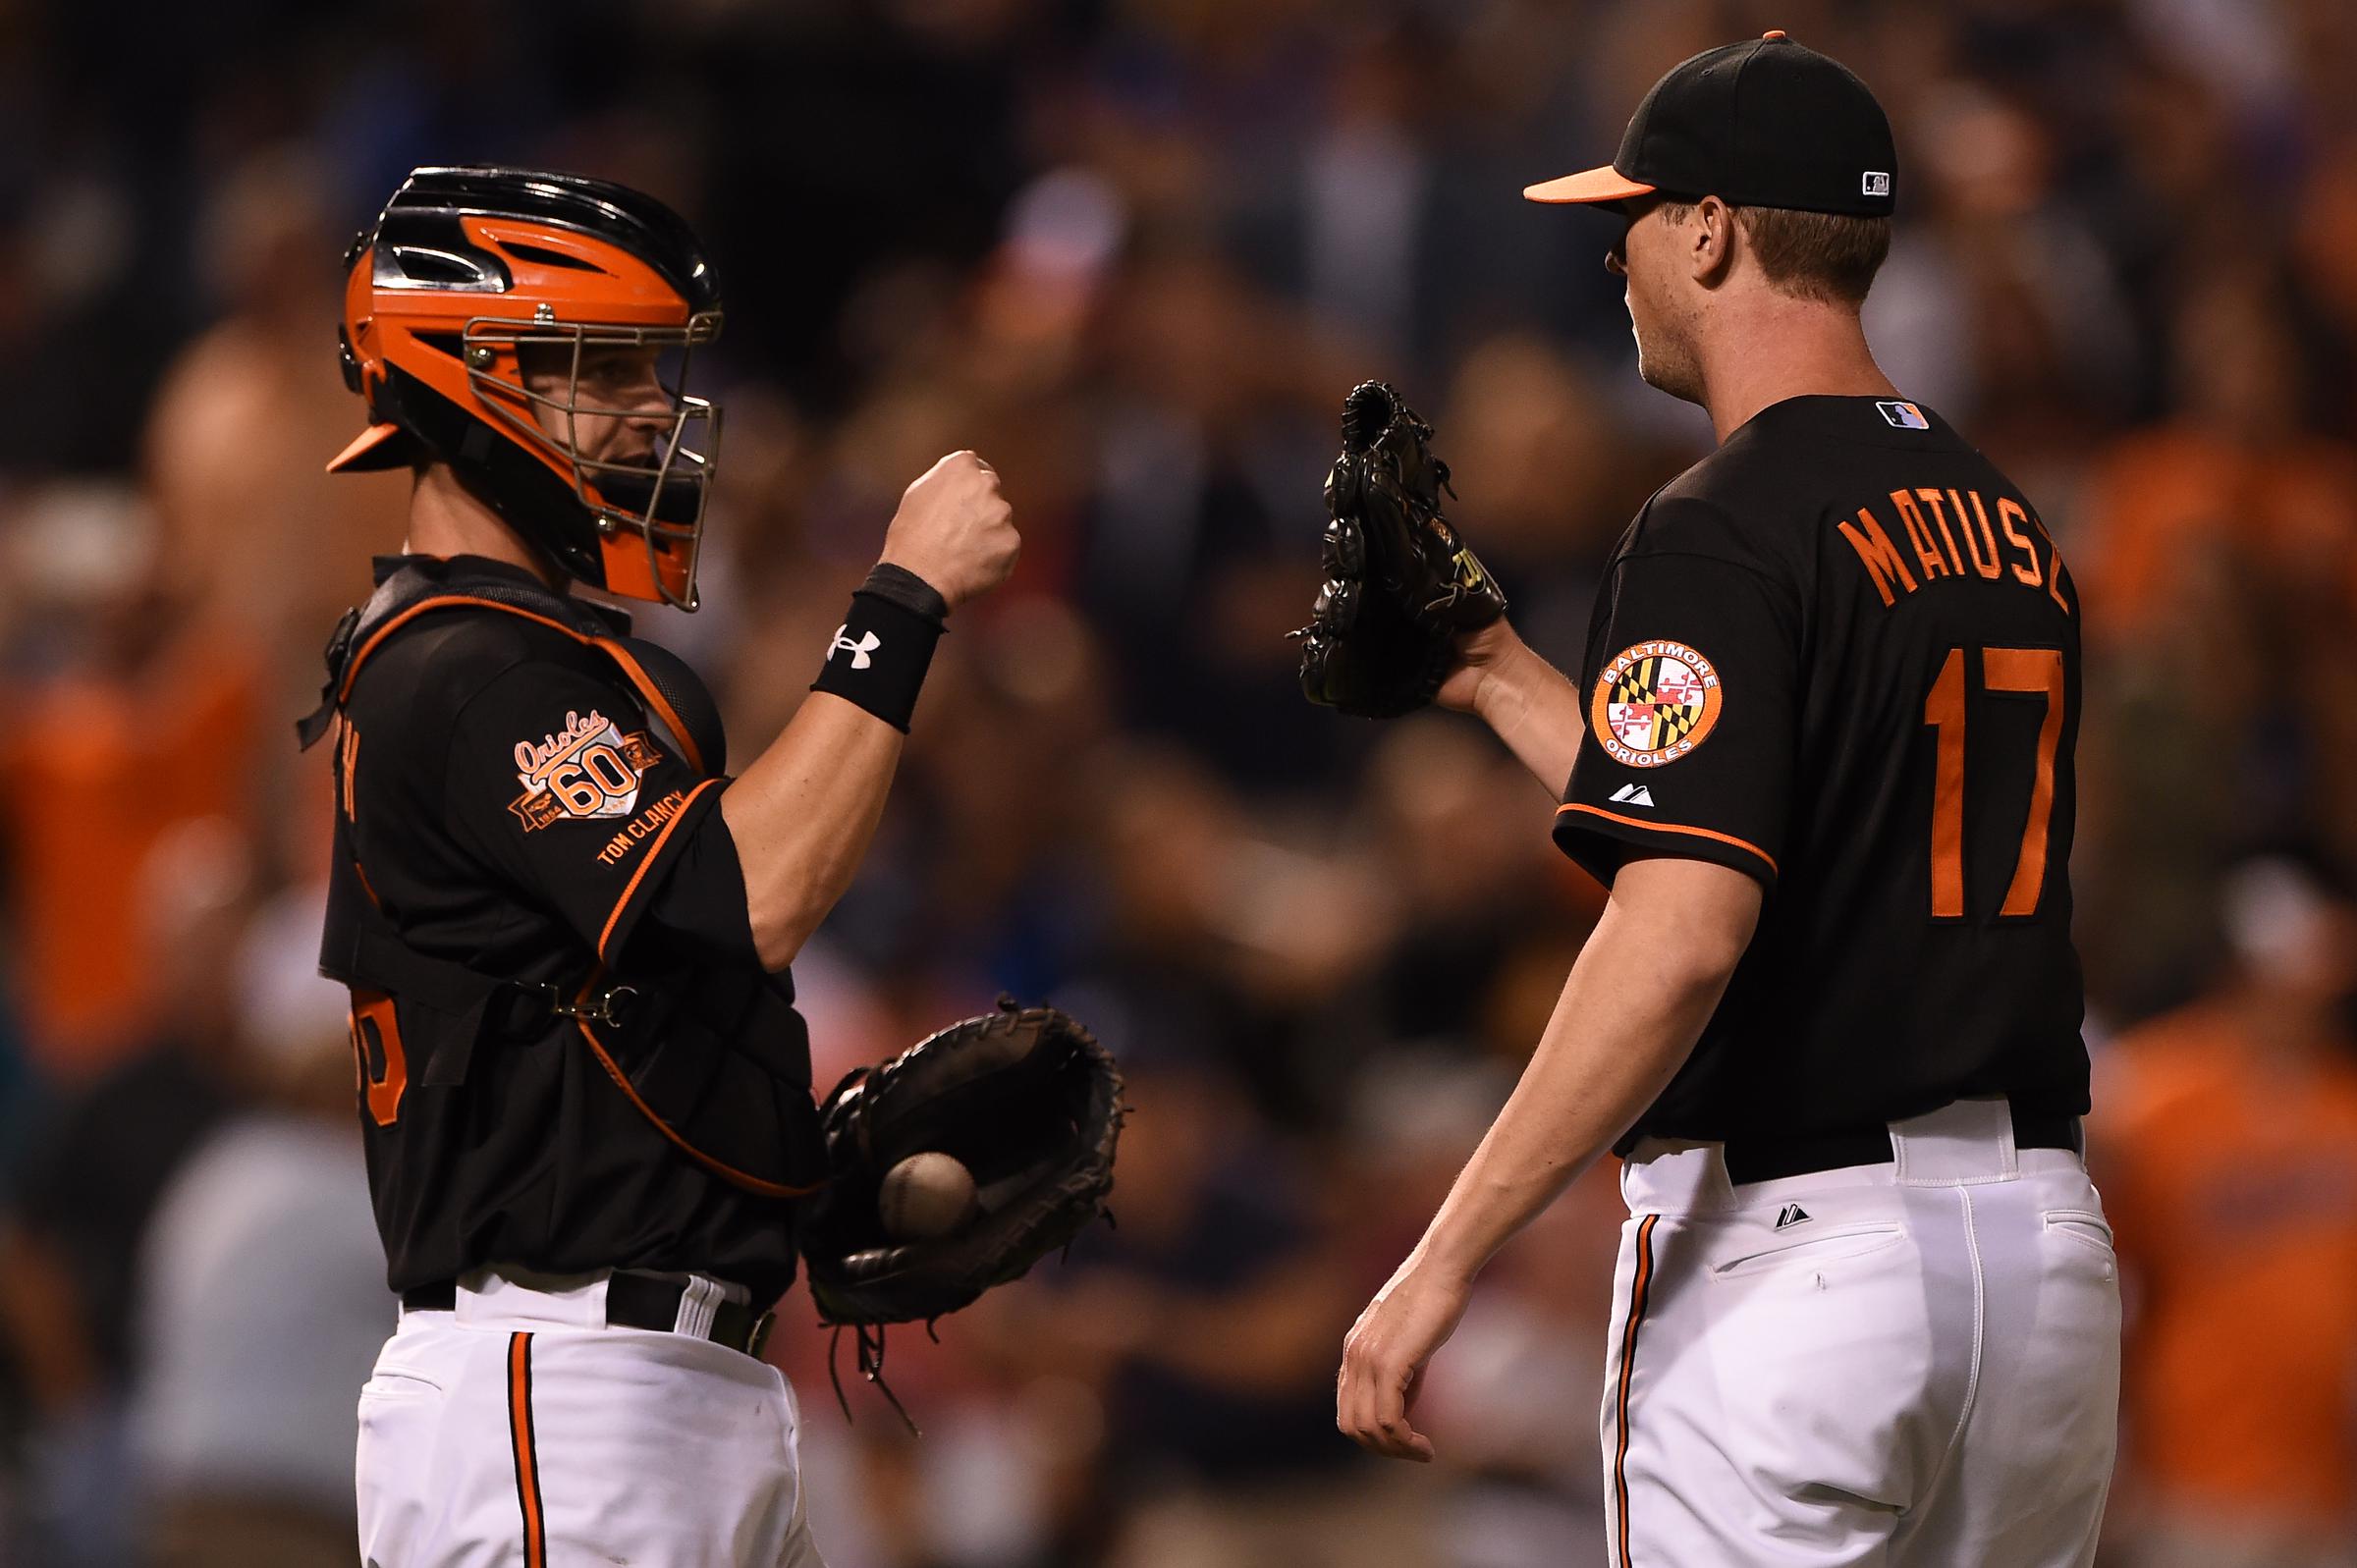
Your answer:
[880,451,1019,612]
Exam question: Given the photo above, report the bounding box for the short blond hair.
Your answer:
[1659,201,1891,305]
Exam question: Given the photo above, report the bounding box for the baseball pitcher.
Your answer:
[1307,34,2118,1566]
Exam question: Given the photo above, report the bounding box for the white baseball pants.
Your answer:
[355,1270,825,1568]
[1602,1098,2119,1567]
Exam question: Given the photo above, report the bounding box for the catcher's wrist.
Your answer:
[810,568,947,732]
[861,561,952,622]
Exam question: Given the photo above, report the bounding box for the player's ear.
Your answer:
[1690,195,1738,288]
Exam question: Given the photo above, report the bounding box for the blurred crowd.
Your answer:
[3,0,2356,1564]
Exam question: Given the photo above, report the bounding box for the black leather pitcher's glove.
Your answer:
[1293,380,1508,717]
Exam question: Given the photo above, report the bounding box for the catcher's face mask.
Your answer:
[469,315,722,610]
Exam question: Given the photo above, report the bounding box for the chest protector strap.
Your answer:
[300,565,725,771]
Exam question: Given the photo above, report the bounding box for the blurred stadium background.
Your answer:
[3,0,2356,1564]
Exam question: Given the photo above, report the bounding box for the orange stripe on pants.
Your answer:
[508,1331,546,1568]
[1614,1215,1660,1568]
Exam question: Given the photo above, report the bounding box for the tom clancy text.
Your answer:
[594,788,691,866]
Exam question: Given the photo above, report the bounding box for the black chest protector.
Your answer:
[301,560,825,1204]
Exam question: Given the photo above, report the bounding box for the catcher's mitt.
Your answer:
[1293,380,1507,717]
[800,1000,1123,1331]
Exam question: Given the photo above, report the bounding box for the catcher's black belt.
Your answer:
[400,1272,773,1358]
[1720,1106,2082,1186]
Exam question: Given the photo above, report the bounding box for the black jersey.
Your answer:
[324,555,815,1300]
[1553,396,2089,1148]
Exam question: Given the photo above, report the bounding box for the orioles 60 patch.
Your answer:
[509,709,665,831]
[1590,640,1724,768]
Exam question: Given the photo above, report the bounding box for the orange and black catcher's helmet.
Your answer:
[331,166,722,608]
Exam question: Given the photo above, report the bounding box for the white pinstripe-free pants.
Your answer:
[1602,1100,2120,1567]
[356,1271,825,1568]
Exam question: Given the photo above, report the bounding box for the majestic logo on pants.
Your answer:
[1591,641,1723,768]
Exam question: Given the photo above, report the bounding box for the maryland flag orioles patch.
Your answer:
[509,710,665,831]
[1590,640,1724,768]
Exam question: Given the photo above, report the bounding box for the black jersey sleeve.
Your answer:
[444,659,749,967]
[632,803,764,963]
[1554,498,1801,889]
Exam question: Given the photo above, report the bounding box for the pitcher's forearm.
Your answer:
[1474,636,1587,793]
[1414,856,1760,1282]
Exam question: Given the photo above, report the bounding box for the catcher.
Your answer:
[310,167,1119,1568]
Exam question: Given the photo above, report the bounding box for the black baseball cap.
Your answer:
[1526,30,1895,217]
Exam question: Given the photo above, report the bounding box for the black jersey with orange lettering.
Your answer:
[1553,395,2089,1149]
[322,555,818,1300]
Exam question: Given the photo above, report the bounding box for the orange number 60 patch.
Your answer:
[547,742,637,815]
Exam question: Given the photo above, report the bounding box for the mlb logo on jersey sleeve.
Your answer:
[1875,400,1930,430]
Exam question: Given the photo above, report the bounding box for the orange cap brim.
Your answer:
[326,421,408,473]
[1523,167,1657,205]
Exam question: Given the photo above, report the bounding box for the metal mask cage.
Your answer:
[460,310,724,610]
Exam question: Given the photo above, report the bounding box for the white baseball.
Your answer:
[879,1152,978,1241]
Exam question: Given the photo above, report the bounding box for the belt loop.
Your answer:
[1619,1139,1742,1215]
[673,1274,722,1339]
[1890,1098,2017,1186]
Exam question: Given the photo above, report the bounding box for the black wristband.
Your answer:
[810,579,945,732]
[859,563,951,624]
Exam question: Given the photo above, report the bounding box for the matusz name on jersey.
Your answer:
[1836,488,2074,616]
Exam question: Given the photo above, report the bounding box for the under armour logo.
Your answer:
[830,625,882,670]
[1775,1204,1811,1230]
[1610,783,1656,808]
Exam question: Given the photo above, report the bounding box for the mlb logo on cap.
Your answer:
[1876,400,1930,430]
[1863,171,1891,196]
